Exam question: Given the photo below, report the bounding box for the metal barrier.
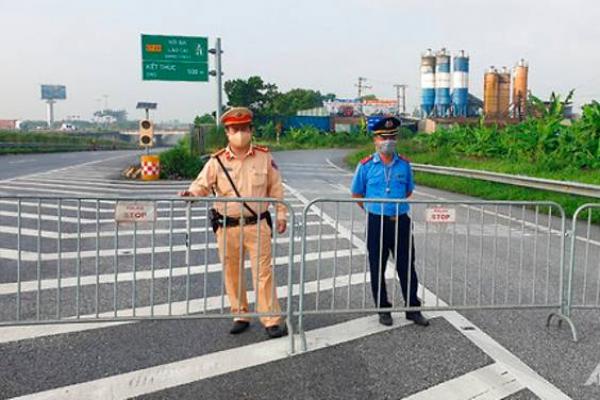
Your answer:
[567,204,600,316]
[1,194,587,354]
[0,196,295,352]
[298,198,576,350]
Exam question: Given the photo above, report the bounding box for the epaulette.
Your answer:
[360,155,374,165]
[397,153,411,163]
[253,145,270,153]
[211,148,226,157]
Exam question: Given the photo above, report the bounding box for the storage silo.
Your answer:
[420,49,436,117]
[452,50,469,117]
[434,48,451,117]
[483,66,499,118]
[513,59,528,119]
[498,67,511,118]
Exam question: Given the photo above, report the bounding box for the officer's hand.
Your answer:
[178,190,193,197]
[276,219,287,234]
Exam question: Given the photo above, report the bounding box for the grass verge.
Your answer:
[345,140,600,223]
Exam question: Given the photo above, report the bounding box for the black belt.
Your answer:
[214,211,271,228]
[368,213,408,222]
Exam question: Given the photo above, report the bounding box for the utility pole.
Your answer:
[355,77,371,99]
[393,84,407,115]
[209,38,224,127]
[355,77,371,114]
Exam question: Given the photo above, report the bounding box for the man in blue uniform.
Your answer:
[351,116,429,327]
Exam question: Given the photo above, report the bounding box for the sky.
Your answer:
[1,0,599,123]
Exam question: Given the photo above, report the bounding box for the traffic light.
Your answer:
[139,119,154,147]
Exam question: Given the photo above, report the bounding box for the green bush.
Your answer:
[281,126,370,149]
[417,94,600,171]
[160,137,204,179]
[256,121,277,140]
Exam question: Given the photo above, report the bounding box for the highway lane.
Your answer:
[0,150,141,181]
[0,148,597,399]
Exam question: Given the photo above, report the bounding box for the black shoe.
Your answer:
[406,313,429,327]
[378,312,393,326]
[265,324,288,339]
[229,321,250,334]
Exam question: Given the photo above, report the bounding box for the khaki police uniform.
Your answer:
[187,139,286,328]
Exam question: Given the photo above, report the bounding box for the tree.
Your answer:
[321,93,337,103]
[195,113,215,125]
[224,75,336,117]
[268,88,324,116]
[224,76,278,115]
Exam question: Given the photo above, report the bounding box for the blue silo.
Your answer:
[452,50,469,117]
[434,48,451,117]
[420,49,436,117]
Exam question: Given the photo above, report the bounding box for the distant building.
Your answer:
[0,119,18,130]
[296,107,329,117]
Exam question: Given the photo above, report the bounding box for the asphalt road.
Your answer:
[0,148,598,399]
[0,150,141,182]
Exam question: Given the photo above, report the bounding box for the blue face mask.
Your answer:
[377,139,396,156]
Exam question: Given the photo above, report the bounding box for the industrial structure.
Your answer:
[482,59,529,120]
[452,51,469,117]
[420,49,436,117]
[420,48,475,118]
[434,48,451,117]
[420,48,530,124]
[513,59,529,119]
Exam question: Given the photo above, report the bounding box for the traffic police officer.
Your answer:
[179,107,287,338]
[351,116,429,327]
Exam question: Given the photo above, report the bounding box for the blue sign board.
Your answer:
[41,85,67,100]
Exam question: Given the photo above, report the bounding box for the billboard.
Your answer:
[325,99,398,117]
[41,85,67,100]
[362,100,398,116]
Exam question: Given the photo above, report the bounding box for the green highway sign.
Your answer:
[141,34,209,82]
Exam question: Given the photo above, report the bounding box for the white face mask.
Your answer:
[228,131,252,148]
[377,139,396,155]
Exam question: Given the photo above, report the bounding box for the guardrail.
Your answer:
[0,142,136,151]
[412,163,600,199]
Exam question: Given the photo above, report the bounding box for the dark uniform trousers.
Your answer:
[367,213,421,316]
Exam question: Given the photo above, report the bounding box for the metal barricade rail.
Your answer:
[567,204,600,316]
[0,195,296,352]
[298,198,576,350]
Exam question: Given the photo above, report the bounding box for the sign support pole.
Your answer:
[46,100,55,128]
[214,37,223,127]
[145,107,150,155]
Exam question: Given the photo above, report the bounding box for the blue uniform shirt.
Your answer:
[351,152,415,216]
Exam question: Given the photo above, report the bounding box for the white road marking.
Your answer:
[0,256,372,344]
[403,363,522,400]
[0,153,135,183]
[585,362,600,386]
[325,157,354,176]
[0,233,342,262]
[9,315,416,399]
[0,155,574,399]
[0,220,324,239]
[284,181,571,400]
[0,247,362,295]
[0,209,311,225]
